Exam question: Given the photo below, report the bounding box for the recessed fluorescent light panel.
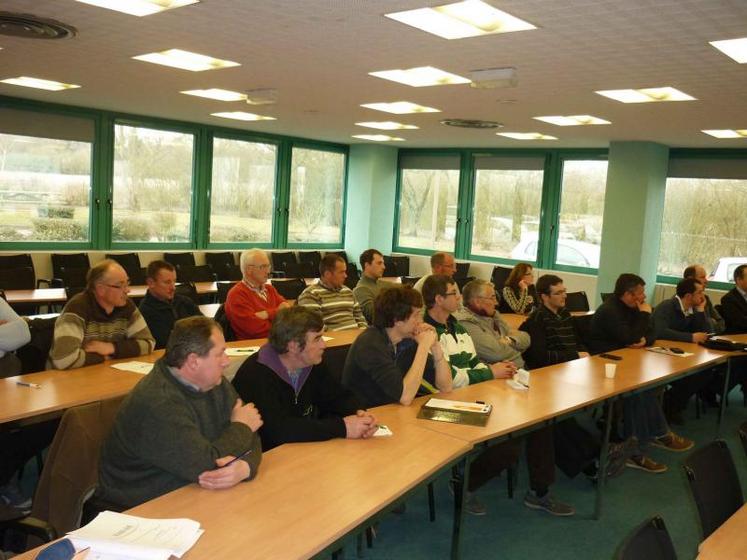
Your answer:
[355,121,419,130]
[181,88,246,101]
[497,132,557,140]
[133,49,240,72]
[710,37,747,63]
[595,87,695,103]
[385,0,536,40]
[702,129,747,139]
[369,66,470,87]
[534,115,610,126]
[211,111,275,121]
[361,101,441,114]
[0,76,80,91]
[75,0,199,16]
[352,135,405,142]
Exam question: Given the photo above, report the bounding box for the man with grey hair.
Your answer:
[48,259,154,369]
[98,316,263,508]
[225,249,290,339]
[456,279,530,368]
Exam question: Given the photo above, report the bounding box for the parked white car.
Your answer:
[510,235,600,269]
[708,257,747,283]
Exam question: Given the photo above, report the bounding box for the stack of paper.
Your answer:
[67,511,203,560]
[111,362,154,375]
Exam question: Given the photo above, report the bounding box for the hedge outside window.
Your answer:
[210,137,276,243]
[288,147,345,244]
[112,124,194,243]
[0,108,93,243]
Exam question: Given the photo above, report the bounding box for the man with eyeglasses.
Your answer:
[225,249,290,339]
[48,259,155,369]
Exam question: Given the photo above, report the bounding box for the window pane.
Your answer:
[113,125,194,243]
[0,109,92,243]
[470,164,543,260]
[210,138,276,243]
[555,160,607,269]
[659,177,747,282]
[398,168,459,252]
[288,147,345,244]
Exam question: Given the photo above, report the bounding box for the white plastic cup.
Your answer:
[605,363,617,379]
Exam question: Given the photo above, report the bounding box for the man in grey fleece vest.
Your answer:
[97,316,263,508]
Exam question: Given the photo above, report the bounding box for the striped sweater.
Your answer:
[48,291,155,370]
[298,281,367,331]
[424,312,492,389]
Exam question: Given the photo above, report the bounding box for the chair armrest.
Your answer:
[0,515,57,543]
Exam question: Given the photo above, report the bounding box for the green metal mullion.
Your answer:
[93,114,114,249]
[537,151,563,269]
[454,150,475,259]
[273,141,293,248]
[192,128,212,249]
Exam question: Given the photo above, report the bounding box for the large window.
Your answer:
[397,155,460,252]
[0,108,93,243]
[659,158,747,282]
[210,137,276,244]
[470,156,544,260]
[554,159,608,269]
[288,147,345,244]
[113,124,194,243]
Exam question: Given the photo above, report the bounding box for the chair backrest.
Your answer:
[615,516,677,560]
[572,313,594,350]
[601,292,614,303]
[455,275,475,291]
[284,261,317,279]
[683,439,744,538]
[344,262,360,290]
[297,251,322,272]
[389,255,410,277]
[58,266,90,290]
[204,252,235,271]
[454,262,470,279]
[565,291,590,312]
[491,266,512,291]
[51,254,90,278]
[216,281,238,304]
[401,276,421,287]
[30,396,125,536]
[0,266,36,290]
[270,278,307,300]
[739,421,747,460]
[176,264,217,283]
[0,253,34,271]
[17,317,58,374]
[175,282,199,305]
[214,303,235,342]
[65,286,86,301]
[270,252,297,273]
[163,252,195,268]
[105,253,145,285]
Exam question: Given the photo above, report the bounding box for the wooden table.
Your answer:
[697,504,747,560]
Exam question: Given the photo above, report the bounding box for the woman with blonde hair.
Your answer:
[502,263,537,315]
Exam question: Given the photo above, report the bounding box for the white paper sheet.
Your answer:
[110,362,154,375]
[225,346,260,357]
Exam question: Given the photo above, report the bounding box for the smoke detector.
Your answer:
[0,12,77,39]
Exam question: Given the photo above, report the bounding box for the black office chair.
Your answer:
[615,516,677,560]
[58,267,90,294]
[565,291,590,312]
[284,261,317,279]
[400,276,421,287]
[163,252,196,268]
[270,252,297,276]
[51,253,90,279]
[175,282,200,305]
[106,253,145,285]
[491,265,512,291]
[214,303,235,342]
[271,278,307,300]
[454,262,470,279]
[683,439,744,539]
[298,251,322,276]
[454,275,474,292]
[572,313,595,350]
[17,317,58,374]
[344,263,360,290]
[176,264,218,284]
[739,421,747,459]
[0,254,51,288]
[216,281,238,304]
[205,253,241,281]
[0,266,39,315]
[601,292,614,303]
[390,256,410,277]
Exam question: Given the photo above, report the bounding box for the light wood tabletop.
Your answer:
[697,504,747,560]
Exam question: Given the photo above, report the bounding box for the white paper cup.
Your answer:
[605,363,617,379]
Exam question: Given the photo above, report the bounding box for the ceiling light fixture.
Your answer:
[75,0,199,17]
[533,115,610,126]
[497,132,557,140]
[361,101,441,114]
[352,135,405,142]
[469,67,517,89]
[181,88,246,101]
[385,0,536,40]
[702,129,747,139]
[369,66,470,87]
[355,121,419,130]
[211,111,275,121]
[709,37,747,63]
[595,87,695,103]
[0,76,80,91]
[133,49,240,71]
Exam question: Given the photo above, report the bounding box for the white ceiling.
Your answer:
[1,0,746,148]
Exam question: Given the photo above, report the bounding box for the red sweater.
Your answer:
[225,282,286,340]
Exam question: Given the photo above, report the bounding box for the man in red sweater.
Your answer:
[225,249,291,339]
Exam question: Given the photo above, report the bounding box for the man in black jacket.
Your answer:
[720,264,747,333]
[232,306,377,451]
[138,260,202,349]
[590,274,692,474]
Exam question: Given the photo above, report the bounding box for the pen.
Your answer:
[225,448,253,466]
[16,381,41,389]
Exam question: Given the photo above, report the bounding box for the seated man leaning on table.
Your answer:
[48,259,155,370]
[97,316,262,509]
[225,249,290,340]
[298,253,367,331]
[422,274,574,517]
[138,260,202,350]
[232,306,377,451]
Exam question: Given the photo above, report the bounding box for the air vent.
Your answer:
[0,12,77,40]
[440,119,503,129]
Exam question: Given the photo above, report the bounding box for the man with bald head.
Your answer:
[413,252,458,293]
[48,259,155,369]
[683,264,725,334]
[225,249,290,339]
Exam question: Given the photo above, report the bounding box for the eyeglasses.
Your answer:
[477,294,497,301]
[249,264,271,270]
[103,282,130,291]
